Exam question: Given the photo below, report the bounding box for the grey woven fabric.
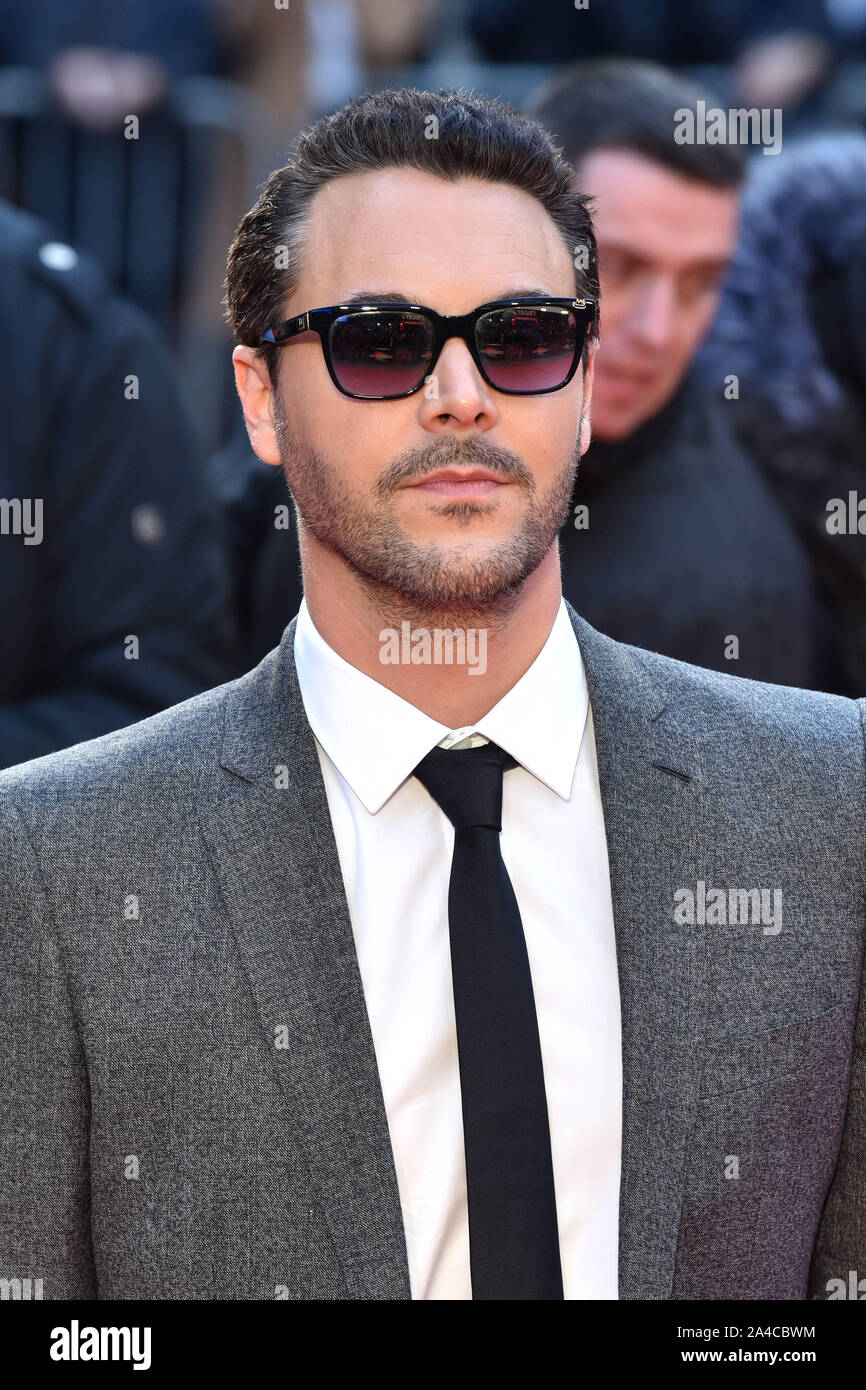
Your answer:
[1,600,864,1300]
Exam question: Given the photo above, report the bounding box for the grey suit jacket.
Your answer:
[1,601,865,1300]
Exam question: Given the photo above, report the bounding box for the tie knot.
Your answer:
[413,740,518,830]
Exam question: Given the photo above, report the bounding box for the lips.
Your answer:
[410,468,505,486]
[406,467,508,498]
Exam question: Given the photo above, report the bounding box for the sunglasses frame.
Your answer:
[259,296,596,400]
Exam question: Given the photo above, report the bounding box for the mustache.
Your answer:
[375,437,535,498]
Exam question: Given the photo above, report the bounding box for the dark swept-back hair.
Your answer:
[225,86,600,385]
[528,58,746,188]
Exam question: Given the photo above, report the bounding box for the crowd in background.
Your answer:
[2,0,866,769]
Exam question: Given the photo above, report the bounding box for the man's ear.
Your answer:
[232,346,282,467]
[578,343,597,456]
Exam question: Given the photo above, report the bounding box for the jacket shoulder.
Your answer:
[572,605,862,752]
[633,638,864,752]
[0,672,242,810]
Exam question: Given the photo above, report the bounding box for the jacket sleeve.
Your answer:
[808,698,866,1295]
[0,789,96,1298]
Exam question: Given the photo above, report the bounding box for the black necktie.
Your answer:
[413,740,564,1300]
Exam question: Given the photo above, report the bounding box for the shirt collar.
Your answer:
[293,596,589,814]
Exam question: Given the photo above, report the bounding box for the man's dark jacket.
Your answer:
[0,201,235,768]
[560,378,817,687]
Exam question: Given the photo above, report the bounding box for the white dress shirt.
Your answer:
[293,596,622,1299]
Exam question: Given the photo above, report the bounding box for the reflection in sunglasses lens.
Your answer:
[330,312,434,398]
[477,307,577,392]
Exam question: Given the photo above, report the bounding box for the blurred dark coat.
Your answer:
[700,134,866,697]
[208,430,303,672]
[560,377,818,687]
[0,201,236,768]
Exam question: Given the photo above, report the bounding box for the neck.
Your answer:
[299,531,563,729]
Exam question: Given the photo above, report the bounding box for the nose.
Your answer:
[626,276,679,354]
[416,335,501,433]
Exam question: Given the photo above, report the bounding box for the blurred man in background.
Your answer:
[529,60,818,686]
[0,200,235,768]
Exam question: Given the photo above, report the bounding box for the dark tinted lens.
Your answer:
[476,306,578,392]
[329,311,434,398]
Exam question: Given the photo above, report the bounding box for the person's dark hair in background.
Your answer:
[530,55,745,192]
[700,133,866,698]
[528,59,818,689]
[0,200,236,769]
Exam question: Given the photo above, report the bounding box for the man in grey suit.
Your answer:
[1,87,865,1301]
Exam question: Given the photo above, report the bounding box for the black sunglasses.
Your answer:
[259,296,595,400]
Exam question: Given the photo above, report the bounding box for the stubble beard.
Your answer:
[273,395,581,630]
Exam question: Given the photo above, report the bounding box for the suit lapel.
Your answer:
[199,619,411,1299]
[568,603,712,1298]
